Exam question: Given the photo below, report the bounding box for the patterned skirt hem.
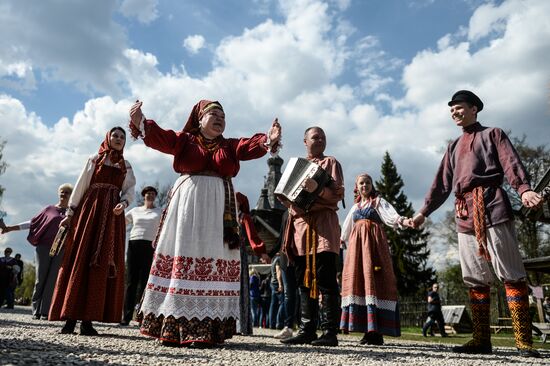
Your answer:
[139,312,236,345]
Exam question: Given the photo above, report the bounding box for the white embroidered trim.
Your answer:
[341,295,397,311]
[148,275,240,292]
[141,289,240,320]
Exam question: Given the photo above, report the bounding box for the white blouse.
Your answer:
[125,206,162,242]
[340,197,405,242]
[69,154,136,210]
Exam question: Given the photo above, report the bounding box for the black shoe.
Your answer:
[311,333,338,347]
[119,321,130,326]
[280,331,318,345]
[452,340,492,354]
[32,314,41,320]
[41,315,48,320]
[360,333,370,344]
[60,319,77,334]
[80,321,99,336]
[517,347,541,358]
[367,332,384,346]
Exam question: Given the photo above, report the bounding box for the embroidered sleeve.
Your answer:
[375,197,405,229]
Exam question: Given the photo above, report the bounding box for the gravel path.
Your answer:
[1,306,548,365]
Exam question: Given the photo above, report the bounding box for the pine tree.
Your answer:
[375,151,436,296]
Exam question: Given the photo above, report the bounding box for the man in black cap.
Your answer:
[411,90,543,358]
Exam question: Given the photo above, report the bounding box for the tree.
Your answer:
[502,134,550,258]
[375,152,436,296]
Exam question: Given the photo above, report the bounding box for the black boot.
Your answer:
[281,290,318,345]
[60,319,77,334]
[311,292,339,347]
[421,321,429,337]
[80,321,99,336]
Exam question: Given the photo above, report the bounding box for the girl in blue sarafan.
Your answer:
[340,173,412,345]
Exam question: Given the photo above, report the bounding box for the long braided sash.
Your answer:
[472,186,490,261]
[455,186,490,261]
[303,215,318,299]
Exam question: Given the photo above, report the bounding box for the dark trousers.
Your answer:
[123,240,154,323]
[282,264,298,328]
[294,252,339,334]
[423,310,447,336]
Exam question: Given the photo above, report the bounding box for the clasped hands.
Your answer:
[403,190,543,230]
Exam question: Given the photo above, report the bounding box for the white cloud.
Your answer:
[119,0,159,24]
[0,0,129,96]
[183,35,206,55]
[1,0,549,267]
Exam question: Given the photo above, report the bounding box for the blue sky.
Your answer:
[1,0,548,267]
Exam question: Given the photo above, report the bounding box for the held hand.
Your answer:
[302,178,318,193]
[59,216,72,228]
[411,213,426,229]
[260,253,271,264]
[521,190,543,208]
[401,218,415,228]
[130,100,144,128]
[113,203,125,216]
[268,118,281,143]
[340,239,347,250]
[1,225,18,234]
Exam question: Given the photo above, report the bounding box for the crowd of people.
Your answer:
[0,90,546,358]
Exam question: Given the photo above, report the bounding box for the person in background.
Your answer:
[14,254,23,287]
[120,186,162,326]
[236,192,270,335]
[249,269,261,327]
[422,283,448,337]
[1,184,73,319]
[0,247,19,308]
[269,252,285,330]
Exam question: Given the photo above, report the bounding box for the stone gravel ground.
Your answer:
[1,306,548,365]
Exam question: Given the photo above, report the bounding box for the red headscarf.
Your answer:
[182,100,224,133]
[97,127,127,174]
[354,173,377,203]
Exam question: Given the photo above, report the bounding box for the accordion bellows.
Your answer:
[275,157,332,211]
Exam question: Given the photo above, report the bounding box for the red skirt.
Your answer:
[49,182,125,323]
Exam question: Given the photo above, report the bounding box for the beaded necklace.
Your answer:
[196,133,222,154]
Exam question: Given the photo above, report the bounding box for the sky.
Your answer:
[0,0,549,270]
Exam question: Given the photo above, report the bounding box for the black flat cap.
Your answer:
[448,90,483,112]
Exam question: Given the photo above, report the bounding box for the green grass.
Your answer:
[349,327,550,350]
